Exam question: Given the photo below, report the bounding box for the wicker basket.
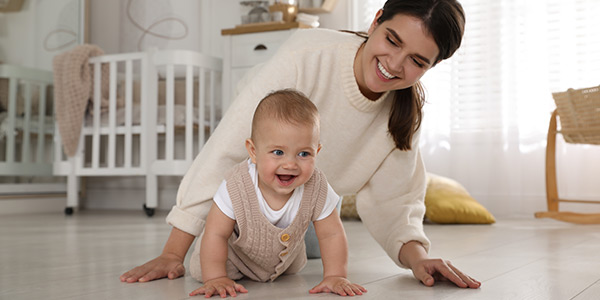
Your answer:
[552,85,600,145]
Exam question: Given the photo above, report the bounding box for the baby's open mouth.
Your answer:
[277,174,297,186]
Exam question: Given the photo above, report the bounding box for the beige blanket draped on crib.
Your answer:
[53,44,121,157]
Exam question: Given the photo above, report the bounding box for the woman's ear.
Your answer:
[245,138,257,163]
[368,9,384,35]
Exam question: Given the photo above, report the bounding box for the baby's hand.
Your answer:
[189,277,248,298]
[309,276,367,296]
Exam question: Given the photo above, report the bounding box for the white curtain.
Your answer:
[353,0,600,217]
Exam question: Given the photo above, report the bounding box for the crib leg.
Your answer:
[145,175,157,217]
[66,174,80,215]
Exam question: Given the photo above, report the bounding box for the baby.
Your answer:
[189,89,366,297]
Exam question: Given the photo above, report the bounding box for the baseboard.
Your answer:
[0,183,67,215]
[0,183,67,194]
[83,187,177,211]
[0,196,66,215]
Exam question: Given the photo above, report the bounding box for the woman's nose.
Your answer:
[388,53,406,73]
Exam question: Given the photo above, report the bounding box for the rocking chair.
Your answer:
[535,85,600,224]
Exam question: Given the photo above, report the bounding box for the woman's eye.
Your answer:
[272,150,284,156]
[412,58,424,68]
[298,151,311,158]
[386,36,398,47]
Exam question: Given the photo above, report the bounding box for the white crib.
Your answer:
[0,64,55,178]
[53,49,222,216]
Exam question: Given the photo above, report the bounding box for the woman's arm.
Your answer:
[355,135,480,288]
[355,145,431,267]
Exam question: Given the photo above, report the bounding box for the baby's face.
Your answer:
[247,119,321,204]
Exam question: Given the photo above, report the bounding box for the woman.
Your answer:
[121,0,481,289]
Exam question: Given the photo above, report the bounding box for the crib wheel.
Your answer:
[65,207,74,215]
[143,204,155,217]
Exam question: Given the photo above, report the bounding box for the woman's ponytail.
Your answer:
[388,82,425,150]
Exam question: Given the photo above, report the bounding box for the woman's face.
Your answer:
[355,10,440,100]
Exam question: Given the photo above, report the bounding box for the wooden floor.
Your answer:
[2,210,600,300]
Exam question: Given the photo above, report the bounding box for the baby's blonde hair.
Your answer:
[251,89,320,140]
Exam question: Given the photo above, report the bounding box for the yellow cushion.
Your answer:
[425,173,495,224]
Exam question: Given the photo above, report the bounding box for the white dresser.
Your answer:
[221,28,300,111]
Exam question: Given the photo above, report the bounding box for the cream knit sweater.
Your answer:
[167,28,430,268]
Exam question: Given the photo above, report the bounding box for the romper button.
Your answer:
[281,234,290,242]
[280,251,288,257]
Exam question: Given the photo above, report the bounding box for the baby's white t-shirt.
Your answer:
[214,160,341,228]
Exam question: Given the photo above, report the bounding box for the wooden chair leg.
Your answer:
[536,110,560,220]
[534,211,600,224]
[545,109,559,212]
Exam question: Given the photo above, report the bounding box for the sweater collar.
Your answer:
[340,34,391,112]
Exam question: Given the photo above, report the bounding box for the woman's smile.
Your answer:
[377,60,397,81]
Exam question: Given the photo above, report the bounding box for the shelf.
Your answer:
[298,0,338,14]
[221,21,311,35]
[0,0,24,12]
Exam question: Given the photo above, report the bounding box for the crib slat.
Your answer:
[53,88,62,164]
[36,83,47,164]
[92,62,102,169]
[107,61,117,169]
[165,64,175,161]
[6,77,18,163]
[185,65,193,162]
[22,82,32,163]
[124,60,133,168]
[198,69,206,151]
[140,52,153,171]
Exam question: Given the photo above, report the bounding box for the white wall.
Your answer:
[0,0,85,70]
[0,0,36,66]
[89,0,203,54]
[90,0,351,57]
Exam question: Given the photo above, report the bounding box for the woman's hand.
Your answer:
[399,240,481,288]
[119,253,185,283]
[309,276,367,296]
[189,277,248,298]
[410,258,481,288]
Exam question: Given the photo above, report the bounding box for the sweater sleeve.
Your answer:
[166,34,302,236]
[354,130,430,269]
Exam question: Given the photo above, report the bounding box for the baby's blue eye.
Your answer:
[298,151,310,158]
[272,150,284,156]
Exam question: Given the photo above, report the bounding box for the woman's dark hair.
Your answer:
[376,0,465,150]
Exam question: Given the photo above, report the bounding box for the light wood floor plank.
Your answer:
[573,279,600,300]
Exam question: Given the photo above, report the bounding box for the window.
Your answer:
[352,0,600,216]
